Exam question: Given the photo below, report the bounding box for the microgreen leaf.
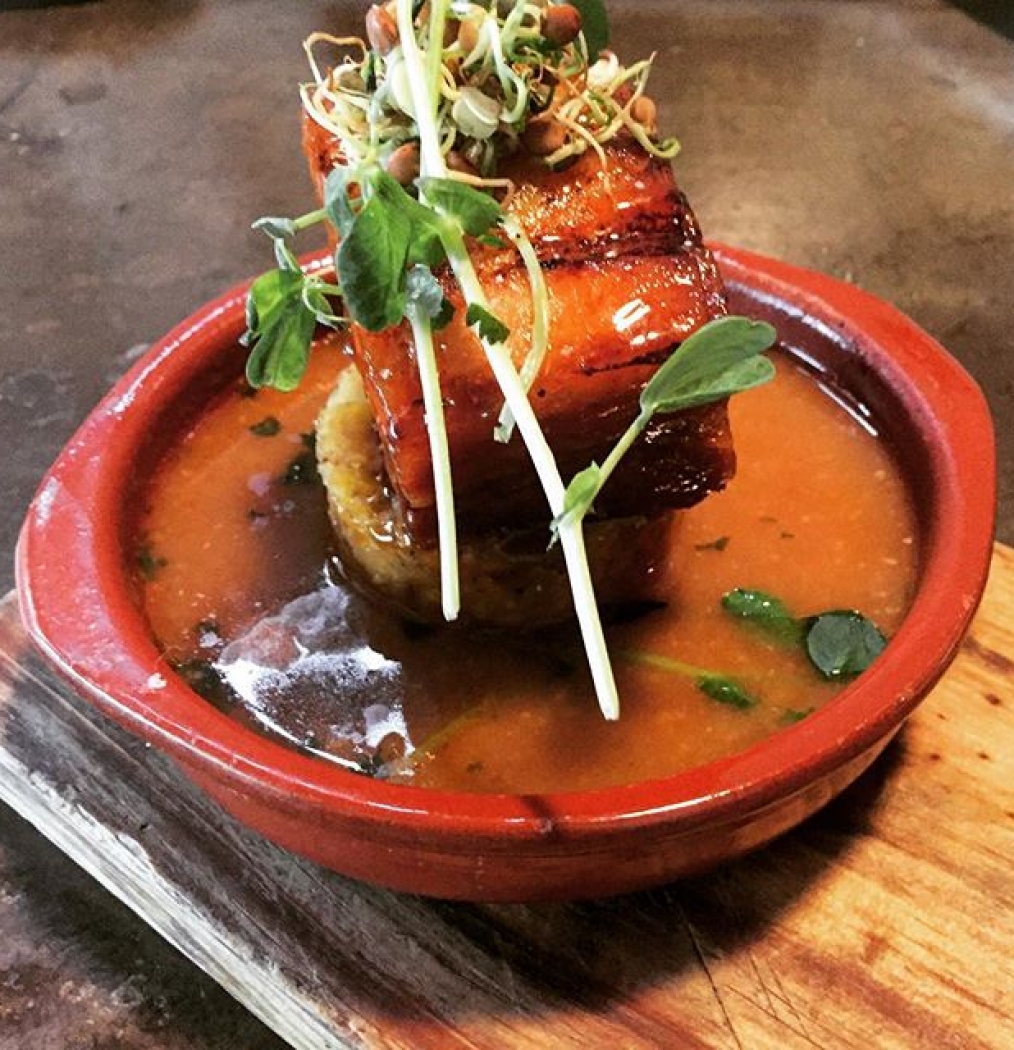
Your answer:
[253,216,298,240]
[273,238,302,273]
[244,269,318,391]
[696,674,759,710]
[405,217,448,269]
[621,649,763,709]
[370,168,448,267]
[396,191,447,268]
[550,462,601,544]
[330,166,449,331]
[721,588,805,646]
[337,187,412,331]
[301,282,345,327]
[722,588,888,681]
[641,317,777,416]
[405,264,448,321]
[465,303,511,344]
[571,0,610,61]
[323,166,358,237]
[419,177,504,237]
[805,611,887,680]
[555,315,776,546]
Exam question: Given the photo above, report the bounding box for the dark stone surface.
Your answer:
[0,0,1010,1045]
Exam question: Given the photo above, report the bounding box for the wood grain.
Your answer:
[1,547,1013,1049]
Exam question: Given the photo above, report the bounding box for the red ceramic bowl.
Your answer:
[16,246,995,901]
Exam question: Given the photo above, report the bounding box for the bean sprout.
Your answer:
[299,2,680,179]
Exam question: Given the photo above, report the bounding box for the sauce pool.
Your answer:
[135,337,918,793]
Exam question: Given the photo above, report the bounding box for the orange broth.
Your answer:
[136,337,918,793]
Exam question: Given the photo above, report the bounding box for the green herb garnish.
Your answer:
[620,649,761,710]
[697,674,760,710]
[465,303,511,344]
[418,176,504,237]
[337,185,415,331]
[639,316,777,413]
[806,611,887,679]
[243,268,317,392]
[695,535,730,552]
[242,231,344,392]
[721,588,805,645]
[553,317,777,540]
[137,544,167,581]
[249,416,282,437]
[571,0,610,61]
[329,168,448,331]
[779,707,815,725]
[721,588,888,680]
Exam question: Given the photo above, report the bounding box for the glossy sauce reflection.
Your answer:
[137,340,918,794]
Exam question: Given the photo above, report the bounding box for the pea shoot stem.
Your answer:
[396,0,445,172]
[618,648,716,680]
[596,407,651,494]
[441,224,620,719]
[294,207,329,231]
[425,0,450,102]
[406,302,459,620]
[495,213,550,443]
[395,0,620,718]
[379,0,462,623]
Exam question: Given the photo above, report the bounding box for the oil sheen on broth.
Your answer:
[136,334,918,794]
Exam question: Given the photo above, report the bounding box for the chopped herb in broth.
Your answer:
[135,345,918,794]
[136,543,168,581]
[695,675,759,711]
[721,588,804,645]
[805,611,888,679]
[249,416,282,437]
[721,587,887,678]
[695,536,730,552]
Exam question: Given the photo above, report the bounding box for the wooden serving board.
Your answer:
[1,547,1013,1050]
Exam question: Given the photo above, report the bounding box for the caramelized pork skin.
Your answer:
[303,117,733,541]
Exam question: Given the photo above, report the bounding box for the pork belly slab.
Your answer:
[304,119,733,540]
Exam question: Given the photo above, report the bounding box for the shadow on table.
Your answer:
[415,738,907,1023]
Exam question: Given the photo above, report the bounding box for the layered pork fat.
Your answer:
[304,118,733,541]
